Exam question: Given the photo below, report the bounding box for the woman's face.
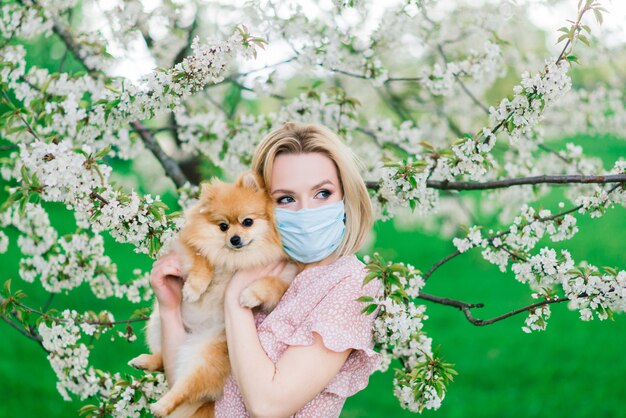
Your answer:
[270,152,343,211]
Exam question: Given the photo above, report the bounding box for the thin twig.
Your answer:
[1,90,42,141]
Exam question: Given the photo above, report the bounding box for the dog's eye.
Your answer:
[242,218,254,227]
[219,223,229,232]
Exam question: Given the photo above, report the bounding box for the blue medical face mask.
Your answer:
[274,199,346,263]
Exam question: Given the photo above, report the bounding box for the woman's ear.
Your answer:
[235,170,262,192]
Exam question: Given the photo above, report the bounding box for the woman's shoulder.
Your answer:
[329,254,382,296]
[259,255,375,322]
[291,254,373,294]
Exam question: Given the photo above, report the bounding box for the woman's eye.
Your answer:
[219,223,229,232]
[242,218,253,227]
[277,196,294,205]
[316,189,332,199]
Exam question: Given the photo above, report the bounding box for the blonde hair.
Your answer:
[251,122,373,262]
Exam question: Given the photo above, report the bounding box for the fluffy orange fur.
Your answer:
[129,171,299,418]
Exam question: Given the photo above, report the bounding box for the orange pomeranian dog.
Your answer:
[129,171,299,418]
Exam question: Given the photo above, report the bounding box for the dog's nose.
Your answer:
[230,235,242,247]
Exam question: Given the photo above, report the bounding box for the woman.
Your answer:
[150,122,382,417]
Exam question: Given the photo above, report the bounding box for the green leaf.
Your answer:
[506,119,515,133]
[389,263,408,273]
[148,205,163,222]
[578,34,591,47]
[20,165,29,185]
[94,145,112,160]
[557,33,570,44]
[602,266,617,276]
[593,8,603,25]
[566,268,582,276]
[566,55,579,64]
[362,271,379,285]
[18,195,28,217]
[386,274,402,288]
[356,295,374,303]
[419,140,435,150]
[3,279,11,296]
[361,303,378,315]
[79,404,99,416]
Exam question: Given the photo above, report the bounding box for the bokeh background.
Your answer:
[2,0,626,417]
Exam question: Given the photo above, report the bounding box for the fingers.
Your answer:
[150,253,183,287]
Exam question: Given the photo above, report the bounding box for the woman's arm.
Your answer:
[149,251,187,384]
[224,265,352,418]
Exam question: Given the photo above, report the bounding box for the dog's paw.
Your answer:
[240,286,262,309]
[182,282,202,302]
[150,401,169,418]
[128,353,163,372]
[128,355,147,371]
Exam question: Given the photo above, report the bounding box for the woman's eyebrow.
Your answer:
[271,179,335,195]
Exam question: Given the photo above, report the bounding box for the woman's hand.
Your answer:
[225,260,288,307]
[150,251,184,313]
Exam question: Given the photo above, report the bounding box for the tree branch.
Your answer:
[366,173,626,191]
[427,173,626,190]
[28,0,191,188]
[435,43,489,114]
[0,295,45,348]
[130,121,189,188]
[420,182,621,285]
[418,291,569,326]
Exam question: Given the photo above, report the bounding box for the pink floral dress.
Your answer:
[214,254,383,417]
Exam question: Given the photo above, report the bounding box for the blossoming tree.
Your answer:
[1,0,625,415]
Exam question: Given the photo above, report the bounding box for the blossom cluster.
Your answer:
[522,303,551,333]
[10,140,182,256]
[39,310,104,401]
[511,247,574,290]
[372,160,440,220]
[0,29,261,162]
[1,202,153,302]
[489,58,572,143]
[564,265,626,322]
[453,203,580,272]
[541,87,626,141]
[175,90,360,179]
[0,4,52,39]
[362,253,455,412]
[421,41,503,96]
[450,194,626,331]
[35,309,167,417]
[19,140,111,204]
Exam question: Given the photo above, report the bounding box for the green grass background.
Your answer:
[1,134,625,417]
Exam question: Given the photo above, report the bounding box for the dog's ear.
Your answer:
[235,170,262,192]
